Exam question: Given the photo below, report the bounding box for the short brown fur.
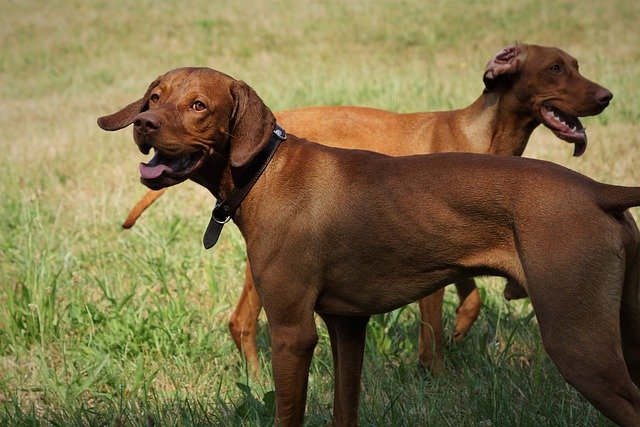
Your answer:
[98,67,640,426]
[121,44,613,375]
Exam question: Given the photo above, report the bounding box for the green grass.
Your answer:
[1,0,639,425]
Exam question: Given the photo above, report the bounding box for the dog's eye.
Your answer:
[548,64,562,74]
[149,93,160,103]
[192,100,206,111]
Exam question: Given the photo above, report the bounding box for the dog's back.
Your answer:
[256,142,640,316]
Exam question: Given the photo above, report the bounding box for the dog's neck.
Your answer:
[194,126,286,249]
[189,153,230,198]
[460,89,539,156]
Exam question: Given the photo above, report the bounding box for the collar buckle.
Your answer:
[273,126,287,140]
[212,202,232,224]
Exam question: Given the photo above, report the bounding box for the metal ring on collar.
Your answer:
[212,203,232,224]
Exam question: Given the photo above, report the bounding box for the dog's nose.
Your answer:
[596,88,613,107]
[134,114,160,134]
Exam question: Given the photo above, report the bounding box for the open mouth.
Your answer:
[139,149,205,188]
[541,104,587,157]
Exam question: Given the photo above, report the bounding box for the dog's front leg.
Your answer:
[418,288,445,373]
[268,311,318,426]
[320,313,370,426]
[452,278,482,342]
[620,211,640,387]
[621,257,640,386]
[621,284,640,388]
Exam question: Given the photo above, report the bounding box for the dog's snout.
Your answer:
[596,88,613,107]
[134,114,160,134]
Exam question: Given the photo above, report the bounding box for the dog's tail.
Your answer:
[122,189,166,229]
[595,183,640,213]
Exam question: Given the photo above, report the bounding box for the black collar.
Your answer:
[203,124,287,249]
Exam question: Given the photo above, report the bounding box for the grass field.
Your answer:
[1,0,639,425]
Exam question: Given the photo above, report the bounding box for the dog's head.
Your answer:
[483,43,613,157]
[97,67,275,189]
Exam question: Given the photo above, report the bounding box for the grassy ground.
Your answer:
[1,0,639,425]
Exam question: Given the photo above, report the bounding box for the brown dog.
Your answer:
[98,67,640,426]
[120,44,613,374]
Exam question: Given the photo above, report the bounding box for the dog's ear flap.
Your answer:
[483,44,524,91]
[97,78,161,131]
[229,80,276,168]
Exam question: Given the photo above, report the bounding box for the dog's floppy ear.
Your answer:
[97,77,161,131]
[483,44,524,91]
[228,80,276,168]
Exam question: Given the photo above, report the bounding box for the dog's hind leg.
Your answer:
[530,268,640,425]
[320,313,369,426]
[228,262,262,376]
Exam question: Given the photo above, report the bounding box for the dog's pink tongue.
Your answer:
[572,139,587,157]
[140,163,172,179]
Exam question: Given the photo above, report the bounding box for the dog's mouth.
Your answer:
[139,149,206,189]
[540,104,587,157]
